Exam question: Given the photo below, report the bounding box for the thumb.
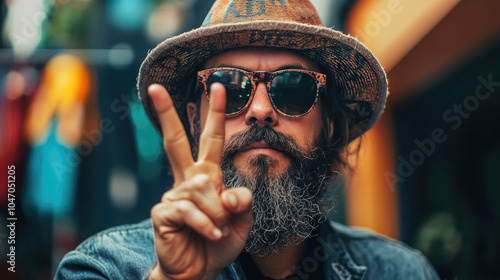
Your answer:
[221,187,253,233]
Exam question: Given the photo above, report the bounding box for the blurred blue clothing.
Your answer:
[55,219,439,279]
[23,120,78,220]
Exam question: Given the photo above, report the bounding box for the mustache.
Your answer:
[221,125,308,161]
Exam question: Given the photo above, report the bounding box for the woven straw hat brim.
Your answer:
[137,20,388,142]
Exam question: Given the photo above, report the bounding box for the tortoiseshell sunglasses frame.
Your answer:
[197,67,327,117]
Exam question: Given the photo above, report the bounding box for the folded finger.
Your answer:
[152,200,223,241]
[163,174,228,228]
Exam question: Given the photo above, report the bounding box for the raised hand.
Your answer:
[147,83,253,280]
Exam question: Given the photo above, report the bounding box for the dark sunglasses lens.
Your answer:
[270,72,317,116]
[207,70,252,114]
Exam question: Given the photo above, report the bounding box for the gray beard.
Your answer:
[222,156,331,256]
[192,122,335,256]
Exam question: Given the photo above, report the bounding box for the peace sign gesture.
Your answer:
[147,83,254,280]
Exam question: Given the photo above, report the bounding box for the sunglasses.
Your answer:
[197,67,326,117]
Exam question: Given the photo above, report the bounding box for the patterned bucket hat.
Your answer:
[137,0,388,142]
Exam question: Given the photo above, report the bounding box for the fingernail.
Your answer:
[148,84,158,95]
[221,225,230,237]
[212,228,222,239]
[227,193,238,209]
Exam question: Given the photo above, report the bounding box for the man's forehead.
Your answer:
[203,47,321,72]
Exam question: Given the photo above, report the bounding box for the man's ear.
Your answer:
[187,102,197,137]
[328,117,334,140]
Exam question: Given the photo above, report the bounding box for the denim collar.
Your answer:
[319,221,367,280]
[224,221,367,280]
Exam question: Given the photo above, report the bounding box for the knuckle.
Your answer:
[192,185,219,206]
[161,192,171,202]
[150,203,161,218]
[212,208,227,223]
[161,188,180,203]
[175,200,193,214]
[156,225,171,238]
[150,203,169,225]
[202,198,227,224]
[174,181,203,197]
[198,218,214,232]
[189,180,208,193]
[163,130,186,148]
[191,174,210,187]
[151,202,167,215]
[200,131,225,143]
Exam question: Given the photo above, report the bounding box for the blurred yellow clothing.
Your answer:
[25,54,91,145]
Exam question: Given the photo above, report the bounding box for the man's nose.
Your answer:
[244,82,279,126]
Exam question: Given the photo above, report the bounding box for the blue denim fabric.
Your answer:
[55,219,439,279]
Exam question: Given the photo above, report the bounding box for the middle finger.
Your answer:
[198,83,226,165]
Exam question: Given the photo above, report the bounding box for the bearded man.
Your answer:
[56,0,439,279]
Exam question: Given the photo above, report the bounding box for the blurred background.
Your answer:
[0,0,499,279]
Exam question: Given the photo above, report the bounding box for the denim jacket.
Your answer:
[55,219,439,279]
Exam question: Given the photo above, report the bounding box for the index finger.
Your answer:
[198,83,226,165]
[148,84,194,181]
